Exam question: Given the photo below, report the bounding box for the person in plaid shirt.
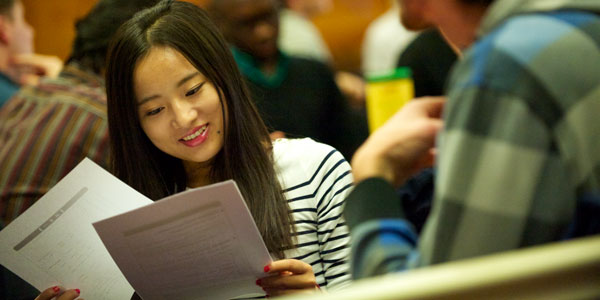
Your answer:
[345,0,600,279]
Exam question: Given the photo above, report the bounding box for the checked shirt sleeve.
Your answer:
[345,178,419,279]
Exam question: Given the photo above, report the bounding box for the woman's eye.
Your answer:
[185,82,205,97]
[146,107,164,116]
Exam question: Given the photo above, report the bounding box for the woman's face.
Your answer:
[134,46,225,168]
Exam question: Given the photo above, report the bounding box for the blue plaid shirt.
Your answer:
[346,0,600,279]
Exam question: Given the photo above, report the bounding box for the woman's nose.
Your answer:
[171,99,197,129]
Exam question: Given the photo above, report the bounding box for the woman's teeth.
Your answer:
[182,125,207,141]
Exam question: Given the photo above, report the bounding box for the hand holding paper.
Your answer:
[258,259,319,297]
[0,158,150,299]
[0,158,274,300]
[93,179,273,300]
[34,287,82,300]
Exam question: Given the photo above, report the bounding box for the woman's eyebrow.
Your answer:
[177,72,201,87]
[138,95,160,106]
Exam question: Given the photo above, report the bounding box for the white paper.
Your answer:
[93,180,272,300]
[0,158,152,299]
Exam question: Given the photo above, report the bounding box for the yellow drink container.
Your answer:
[365,67,414,133]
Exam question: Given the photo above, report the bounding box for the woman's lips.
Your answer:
[180,124,209,147]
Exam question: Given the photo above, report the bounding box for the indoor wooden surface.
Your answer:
[22,0,390,73]
[22,0,96,61]
[314,0,390,73]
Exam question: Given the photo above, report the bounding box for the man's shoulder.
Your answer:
[273,138,344,172]
[23,74,105,104]
[272,138,350,193]
[452,9,600,103]
[471,10,600,62]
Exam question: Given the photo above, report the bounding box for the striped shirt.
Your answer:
[273,138,353,291]
[347,0,600,278]
[0,64,109,226]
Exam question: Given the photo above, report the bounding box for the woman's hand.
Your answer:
[256,259,320,297]
[35,286,82,300]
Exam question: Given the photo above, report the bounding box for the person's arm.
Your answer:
[258,148,353,295]
[334,71,366,109]
[345,97,444,278]
[345,178,419,279]
[312,150,354,291]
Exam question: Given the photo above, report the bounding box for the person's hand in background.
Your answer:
[352,96,445,187]
[9,53,63,86]
[335,71,366,109]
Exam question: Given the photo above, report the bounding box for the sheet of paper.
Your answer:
[0,158,152,299]
[93,180,272,300]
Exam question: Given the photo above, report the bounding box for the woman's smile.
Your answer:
[180,124,209,147]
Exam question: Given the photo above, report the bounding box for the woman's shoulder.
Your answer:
[272,138,341,161]
[272,138,347,182]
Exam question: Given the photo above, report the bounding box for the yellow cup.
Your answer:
[365,67,414,133]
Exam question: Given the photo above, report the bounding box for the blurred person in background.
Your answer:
[209,0,368,160]
[361,0,417,75]
[278,0,366,108]
[396,28,457,98]
[362,0,456,98]
[0,0,62,107]
[0,0,159,299]
[278,0,332,64]
[346,0,600,279]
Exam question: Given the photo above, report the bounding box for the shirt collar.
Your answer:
[478,0,600,37]
[230,47,289,88]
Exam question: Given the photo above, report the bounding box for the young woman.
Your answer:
[33,1,352,299]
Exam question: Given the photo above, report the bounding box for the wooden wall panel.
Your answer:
[313,0,390,73]
[21,0,210,61]
[22,0,389,72]
[22,0,98,61]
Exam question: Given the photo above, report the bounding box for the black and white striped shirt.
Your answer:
[273,138,353,291]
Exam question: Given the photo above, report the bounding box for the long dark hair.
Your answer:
[106,0,294,257]
[0,0,15,15]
